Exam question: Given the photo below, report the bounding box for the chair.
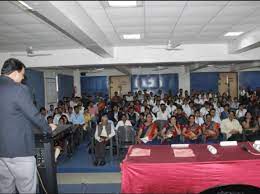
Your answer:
[116,126,136,159]
[200,184,260,194]
[155,120,168,131]
[90,135,115,164]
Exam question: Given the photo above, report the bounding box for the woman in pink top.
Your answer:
[88,101,98,123]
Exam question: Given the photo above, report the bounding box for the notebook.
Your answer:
[173,148,195,157]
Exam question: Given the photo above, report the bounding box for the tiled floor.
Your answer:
[56,140,123,193]
[57,173,121,184]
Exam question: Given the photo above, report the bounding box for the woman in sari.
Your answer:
[161,115,182,144]
[242,111,259,141]
[182,115,202,143]
[136,113,159,145]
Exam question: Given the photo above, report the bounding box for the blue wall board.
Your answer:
[190,72,219,92]
[239,71,260,90]
[58,74,74,100]
[25,69,45,109]
[80,76,109,97]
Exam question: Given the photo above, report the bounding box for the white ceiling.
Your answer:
[0,1,82,52]
[82,1,260,46]
[0,1,260,52]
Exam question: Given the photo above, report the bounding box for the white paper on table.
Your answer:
[173,148,195,157]
[220,141,237,146]
[171,144,189,148]
[130,148,151,157]
[140,136,150,143]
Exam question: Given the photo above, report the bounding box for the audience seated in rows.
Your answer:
[39,88,260,164]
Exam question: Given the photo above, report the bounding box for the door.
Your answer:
[218,72,238,98]
[110,76,131,97]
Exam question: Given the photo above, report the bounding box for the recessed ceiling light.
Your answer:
[108,1,137,7]
[224,32,244,36]
[122,34,141,40]
[18,1,33,10]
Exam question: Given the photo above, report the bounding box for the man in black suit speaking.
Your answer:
[0,58,56,193]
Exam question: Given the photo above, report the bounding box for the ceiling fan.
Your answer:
[148,40,183,51]
[10,46,52,57]
[152,66,168,71]
[83,68,104,73]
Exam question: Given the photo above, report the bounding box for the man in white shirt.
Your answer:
[137,90,144,101]
[198,95,205,105]
[182,99,192,117]
[175,97,183,105]
[220,111,243,140]
[156,104,170,121]
[115,114,132,130]
[94,115,115,166]
[236,104,247,119]
[200,102,210,118]
[47,104,55,117]
[125,92,134,102]
[53,107,63,125]
[166,101,177,116]
[152,100,161,115]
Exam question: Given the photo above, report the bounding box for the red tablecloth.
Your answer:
[121,143,260,194]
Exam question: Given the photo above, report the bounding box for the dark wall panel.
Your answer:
[24,69,45,109]
[190,72,219,92]
[239,71,260,91]
[80,76,109,97]
[58,74,74,100]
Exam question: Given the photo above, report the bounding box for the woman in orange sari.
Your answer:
[136,113,159,145]
[161,116,182,144]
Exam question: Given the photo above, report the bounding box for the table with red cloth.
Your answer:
[121,143,260,194]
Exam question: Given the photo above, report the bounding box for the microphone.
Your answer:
[241,144,260,156]
[207,145,217,155]
[241,144,248,152]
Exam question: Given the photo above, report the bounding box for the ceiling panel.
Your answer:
[239,16,260,25]
[15,23,56,33]
[145,32,170,38]
[145,7,183,17]
[219,5,256,16]
[0,1,24,14]
[145,25,172,33]
[228,1,260,6]
[202,24,232,32]
[182,6,223,17]
[111,18,143,27]
[229,24,257,32]
[187,1,228,6]
[145,1,187,7]
[209,15,243,24]
[0,25,20,33]
[78,1,103,9]
[0,13,43,25]
[116,26,144,33]
[178,16,211,25]
[146,17,178,25]
[106,7,143,18]
[175,25,202,32]
[200,31,223,36]
[1,1,260,50]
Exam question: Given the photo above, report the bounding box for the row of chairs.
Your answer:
[85,120,257,163]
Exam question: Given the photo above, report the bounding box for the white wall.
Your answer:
[1,43,260,68]
[1,43,260,99]
[42,69,74,108]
